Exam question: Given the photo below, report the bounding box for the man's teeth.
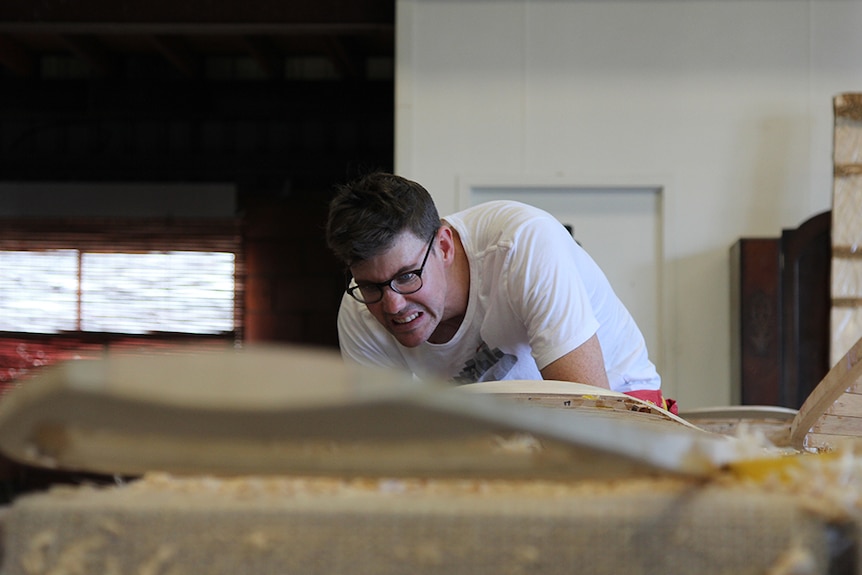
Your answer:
[394,312,419,324]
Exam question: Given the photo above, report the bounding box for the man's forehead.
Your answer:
[351,232,426,280]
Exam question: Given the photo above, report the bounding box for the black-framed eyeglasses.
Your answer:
[346,231,437,304]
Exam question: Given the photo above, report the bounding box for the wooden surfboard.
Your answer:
[678,405,797,448]
[457,379,701,430]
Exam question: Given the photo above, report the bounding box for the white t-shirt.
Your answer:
[337,200,661,393]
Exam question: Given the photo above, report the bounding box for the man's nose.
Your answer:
[379,286,406,312]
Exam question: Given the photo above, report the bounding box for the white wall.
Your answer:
[396,0,862,408]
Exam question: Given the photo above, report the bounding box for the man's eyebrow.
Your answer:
[353,260,420,285]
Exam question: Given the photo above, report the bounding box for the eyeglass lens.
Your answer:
[356,274,422,303]
[348,231,437,304]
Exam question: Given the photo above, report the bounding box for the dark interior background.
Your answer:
[0,0,395,496]
[0,0,396,350]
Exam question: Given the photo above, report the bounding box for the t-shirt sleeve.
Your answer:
[502,218,600,370]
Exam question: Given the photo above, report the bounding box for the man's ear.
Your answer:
[436,225,457,265]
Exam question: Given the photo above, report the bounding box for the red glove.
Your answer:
[623,389,678,415]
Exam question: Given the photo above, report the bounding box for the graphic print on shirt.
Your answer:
[453,342,517,384]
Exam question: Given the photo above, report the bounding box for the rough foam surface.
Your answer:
[0,472,853,575]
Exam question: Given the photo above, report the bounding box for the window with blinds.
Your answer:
[0,219,243,337]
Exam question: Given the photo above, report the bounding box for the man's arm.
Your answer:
[539,333,611,389]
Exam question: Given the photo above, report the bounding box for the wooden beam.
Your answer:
[324,36,362,80]
[0,0,395,27]
[0,33,36,77]
[0,22,393,37]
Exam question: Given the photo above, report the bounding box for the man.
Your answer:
[326,172,673,412]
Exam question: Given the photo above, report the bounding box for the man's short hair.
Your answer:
[326,172,440,266]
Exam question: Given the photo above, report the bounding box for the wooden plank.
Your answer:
[0,0,396,28]
[824,391,862,416]
[809,413,862,436]
[790,335,862,449]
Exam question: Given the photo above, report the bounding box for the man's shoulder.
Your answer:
[446,201,558,240]
[449,200,548,220]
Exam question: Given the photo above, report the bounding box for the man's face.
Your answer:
[349,230,444,348]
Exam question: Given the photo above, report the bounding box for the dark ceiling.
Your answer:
[0,1,396,198]
[0,0,395,81]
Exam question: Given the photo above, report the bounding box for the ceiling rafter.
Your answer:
[149,34,203,79]
[0,1,394,82]
[0,0,395,27]
[239,36,282,80]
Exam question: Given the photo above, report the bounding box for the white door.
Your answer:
[468,186,663,374]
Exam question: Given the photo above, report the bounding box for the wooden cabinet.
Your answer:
[730,211,831,408]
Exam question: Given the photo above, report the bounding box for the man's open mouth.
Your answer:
[393,312,420,325]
